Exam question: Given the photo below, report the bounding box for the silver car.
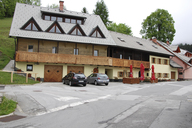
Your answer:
[87,73,109,85]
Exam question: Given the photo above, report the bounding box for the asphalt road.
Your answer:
[0,81,192,128]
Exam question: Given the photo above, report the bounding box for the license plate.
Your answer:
[79,81,84,82]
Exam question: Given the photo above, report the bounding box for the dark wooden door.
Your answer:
[44,65,63,82]
[171,72,175,79]
[67,66,84,74]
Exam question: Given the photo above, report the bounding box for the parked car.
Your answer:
[62,72,87,86]
[87,73,109,85]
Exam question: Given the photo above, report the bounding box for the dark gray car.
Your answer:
[87,73,109,85]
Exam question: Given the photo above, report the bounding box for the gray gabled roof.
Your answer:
[157,41,192,67]
[170,59,183,69]
[109,31,172,56]
[169,45,179,51]
[9,3,116,46]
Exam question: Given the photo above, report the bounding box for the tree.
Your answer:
[81,7,88,14]
[47,4,58,8]
[0,1,5,19]
[93,0,110,26]
[107,22,132,36]
[179,43,192,52]
[140,9,176,43]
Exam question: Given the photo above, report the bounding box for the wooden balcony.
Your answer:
[15,51,149,68]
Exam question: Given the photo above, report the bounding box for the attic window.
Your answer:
[21,17,42,31]
[68,24,86,36]
[46,21,65,34]
[152,45,158,49]
[136,41,143,45]
[118,37,125,42]
[90,26,105,38]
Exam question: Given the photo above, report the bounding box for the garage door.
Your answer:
[171,72,175,80]
[44,65,63,82]
[67,66,84,74]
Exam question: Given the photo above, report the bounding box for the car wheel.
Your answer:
[105,83,108,86]
[62,80,65,84]
[83,84,86,86]
[94,80,98,85]
[69,81,72,86]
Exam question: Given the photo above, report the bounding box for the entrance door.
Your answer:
[67,66,84,74]
[171,72,175,80]
[44,65,63,82]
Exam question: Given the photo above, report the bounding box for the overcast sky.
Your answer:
[41,0,192,45]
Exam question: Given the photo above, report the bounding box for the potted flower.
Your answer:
[37,77,41,81]
[28,73,31,77]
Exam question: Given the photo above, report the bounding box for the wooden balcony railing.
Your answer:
[15,51,149,68]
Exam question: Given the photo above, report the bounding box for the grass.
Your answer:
[0,18,15,70]
[0,96,17,116]
[0,71,40,85]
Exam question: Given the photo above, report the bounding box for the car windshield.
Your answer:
[75,74,85,77]
[98,74,108,77]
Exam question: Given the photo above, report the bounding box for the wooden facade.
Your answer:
[15,51,150,68]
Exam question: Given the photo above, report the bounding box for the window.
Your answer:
[77,20,82,24]
[24,22,39,31]
[71,19,76,24]
[28,45,33,52]
[69,24,85,36]
[158,59,161,64]
[120,54,123,59]
[118,72,124,77]
[51,16,56,21]
[136,41,143,45]
[46,22,65,34]
[152,58,156,63]
[90,26,105,38]
[164,59,168,65]
[94,50,98,56]
[27,65,33,71]
[163,73,169,78]
[157,73,162,78]
[57,17,63,22]
[65,18,70,23]
[74,48,79,55]
[45,15,50,21]
[118,37,125,42]
[21,17,42,31]
[52,47,57,53]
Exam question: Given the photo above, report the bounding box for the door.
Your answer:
[67,66,84,74]
[171,72,175,80]
[44,65,63,82]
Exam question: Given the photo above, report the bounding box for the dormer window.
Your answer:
[46,21,65,34]
[136,41,143,46]
[89,26,105,38]
[118,37,125,42]
[68,24,86,36]
[42,14,85,25]
[21,17,42,31]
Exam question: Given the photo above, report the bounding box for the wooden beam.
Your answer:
[11,72,13,83]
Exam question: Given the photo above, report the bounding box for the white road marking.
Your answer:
[43,92,80,101]
[36,95,111,116]
[170,85,192,96]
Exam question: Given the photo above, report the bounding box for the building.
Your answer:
[152,38,192,80]
[9,2,179,82]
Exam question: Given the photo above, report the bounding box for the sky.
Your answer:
[41,0,192,45]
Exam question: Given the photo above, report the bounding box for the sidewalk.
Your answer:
[3,60,14,71]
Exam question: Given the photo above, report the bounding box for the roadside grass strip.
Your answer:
[36,95,111,116]
[0,96,17,116]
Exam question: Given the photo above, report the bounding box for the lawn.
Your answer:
[0,96,17,116]
[0,71,40,85]
[0,18,15,70]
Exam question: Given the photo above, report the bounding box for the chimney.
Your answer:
[151,37,157,43]
[166,40,170,45]
[59,1,64,12]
